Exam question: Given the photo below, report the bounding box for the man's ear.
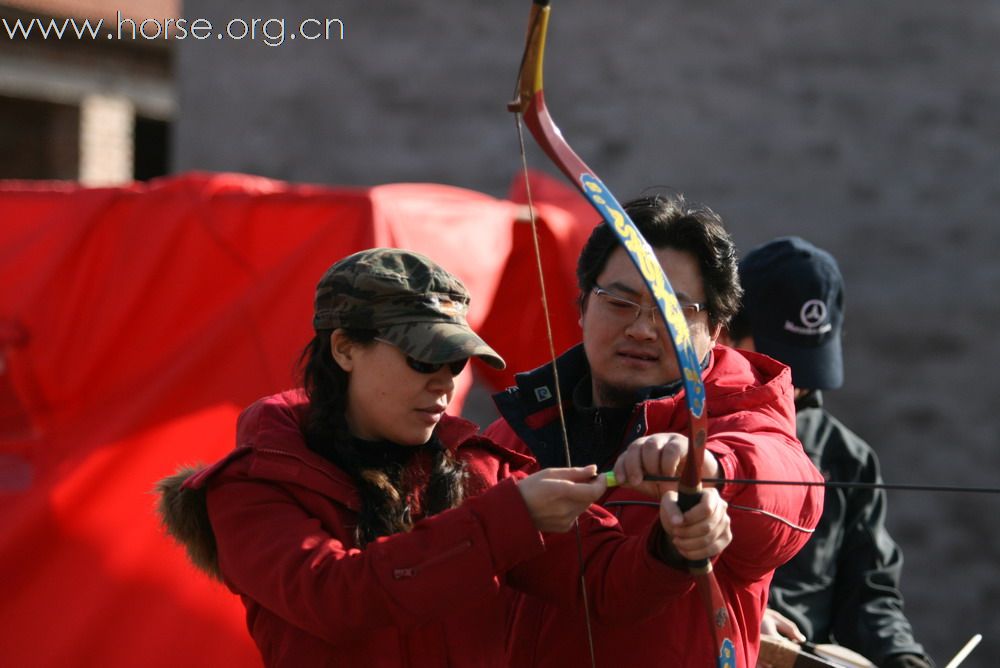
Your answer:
[716,325,732,347]
[708,322,724,346]
[329,329,355,372]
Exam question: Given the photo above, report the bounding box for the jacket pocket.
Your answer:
[393,540,473,579]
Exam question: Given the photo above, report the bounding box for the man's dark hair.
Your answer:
[575,193,742,328]
[725,308,752,342]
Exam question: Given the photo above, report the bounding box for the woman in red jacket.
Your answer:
[157,248,731,667]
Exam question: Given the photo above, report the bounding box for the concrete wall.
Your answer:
[177,2,1000,663]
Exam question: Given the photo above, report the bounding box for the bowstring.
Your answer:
[604,500,817,534]
[513,111,598,668]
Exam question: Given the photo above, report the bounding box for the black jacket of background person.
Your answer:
[768,390,930,666]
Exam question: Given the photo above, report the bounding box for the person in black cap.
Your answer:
[723,236,932,668]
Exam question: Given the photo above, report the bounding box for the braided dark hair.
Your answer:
[299,330,467,546]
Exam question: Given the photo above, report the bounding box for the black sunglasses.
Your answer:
[375,338,469,376]
[405,356,469,376]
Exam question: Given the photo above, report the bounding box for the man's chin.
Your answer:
[594,372,678,407]
[593,379,645,408]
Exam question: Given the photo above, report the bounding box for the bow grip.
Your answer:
[678,484,712,573]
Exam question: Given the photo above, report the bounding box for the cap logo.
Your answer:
[800,300,827,327]
[784,299,832,336]
[429,295,468,318]
[534,386,553,402]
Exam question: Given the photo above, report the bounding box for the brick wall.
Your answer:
[176,2,1000,662]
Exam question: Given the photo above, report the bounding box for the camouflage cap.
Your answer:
[313,248,505,369]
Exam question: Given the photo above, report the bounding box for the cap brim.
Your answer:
[379,321,506,370]
[753,329,843,391]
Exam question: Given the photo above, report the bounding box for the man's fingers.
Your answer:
[621,438,648,486]
[614,433,689,488]
[640,438,664,481]
[659,490,684,528]
[669,491,727,536]
[660,489,731,560]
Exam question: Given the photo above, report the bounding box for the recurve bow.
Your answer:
[508,2,737,666]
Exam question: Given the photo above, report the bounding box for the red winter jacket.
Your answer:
[484,345,825,668]
[168,390,704,667]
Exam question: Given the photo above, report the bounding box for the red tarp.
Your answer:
[0,171,591,666]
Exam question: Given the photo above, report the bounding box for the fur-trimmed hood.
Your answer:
[153,389,494,585]
[154,465,221,580]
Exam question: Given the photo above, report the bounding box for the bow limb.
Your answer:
[510,2,736,666]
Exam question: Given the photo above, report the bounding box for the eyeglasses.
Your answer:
[374,338,469,376]
[592,284,707,323]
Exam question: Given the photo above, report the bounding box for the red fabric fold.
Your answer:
[0,171,589,666]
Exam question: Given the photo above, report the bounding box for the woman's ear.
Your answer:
[329,329,355,372]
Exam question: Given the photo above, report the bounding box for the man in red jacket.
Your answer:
[484,194,824,667]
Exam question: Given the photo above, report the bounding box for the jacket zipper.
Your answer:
[393,540,473,579]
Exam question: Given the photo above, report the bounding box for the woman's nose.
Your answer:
[427,366,457,392]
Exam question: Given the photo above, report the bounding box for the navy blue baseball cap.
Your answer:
[738,237,844,390]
